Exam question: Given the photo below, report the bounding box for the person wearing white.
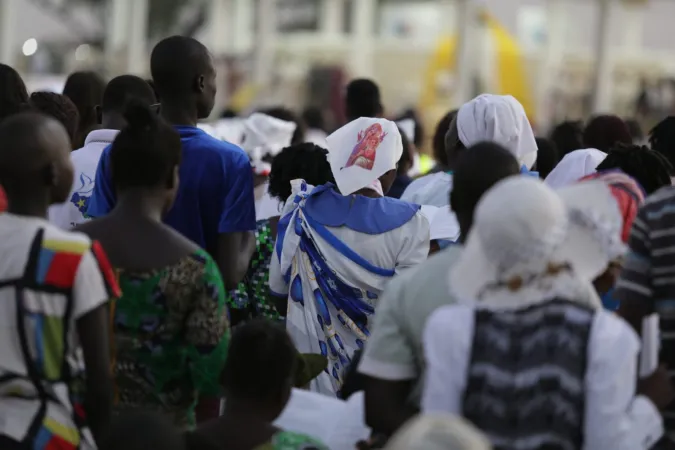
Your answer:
[544,147,607,189]
[240,113,297,221]
[422,177,665,450]
[269,118,430,397]
[401,94,538,207]
[49,75,156,229]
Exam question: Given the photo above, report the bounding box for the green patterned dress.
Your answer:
[111,249,230,428]
[253,430,328,450]
[227,219,283,322]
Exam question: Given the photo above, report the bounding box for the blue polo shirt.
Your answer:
[87,126,256,255]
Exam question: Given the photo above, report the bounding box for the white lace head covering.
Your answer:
[326,117,402,195]
[456,94,537,169]
[448,176,618,310]
[544,148,607,189]
[241,113,297,175]
[385,414,492,450]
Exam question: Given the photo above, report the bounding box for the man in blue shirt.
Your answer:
[87,36,256,290]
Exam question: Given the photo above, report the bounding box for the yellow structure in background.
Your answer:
[420,9,534,119]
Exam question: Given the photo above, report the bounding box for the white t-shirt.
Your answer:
[49,129,119,229]
[0,213,116,448]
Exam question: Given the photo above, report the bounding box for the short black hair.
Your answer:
[259,107,306,145]
[534,137,559,179]
[150,35,211,99]
[110,101,182,191]
[583,115,632,153]
[649,116,675,173]
[268,143,334,202]
[549,120,583,159]
[102,412,186,450]
[0,63,29,122]
[345,79,383,122]
[63,71,106,143]
[451,141,520,215]
[221,319,298,402]
[102,75,156,113]
[596,143,672,194]
[432,110,457,168]
[29,92,80,143]
[302,106,325,132]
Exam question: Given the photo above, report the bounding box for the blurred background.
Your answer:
[0,0,669,145]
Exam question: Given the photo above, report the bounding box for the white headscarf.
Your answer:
[241,113,297,175]
[544,148,607,189]
[326,117,402,196]
[456,94,538,169]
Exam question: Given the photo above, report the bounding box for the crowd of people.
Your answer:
[2,33,675,450]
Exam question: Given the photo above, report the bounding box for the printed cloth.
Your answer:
[111,249,230,428]
[0,214,119,449]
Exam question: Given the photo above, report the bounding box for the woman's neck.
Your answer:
[113,190,166,222]
[353,189,382,199]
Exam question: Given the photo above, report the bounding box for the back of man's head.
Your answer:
[345,79,383,122]
[150,36,211,100]
[451,141,520,219]
[102,75,156,115]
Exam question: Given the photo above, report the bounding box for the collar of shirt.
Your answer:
[84,129,119,147]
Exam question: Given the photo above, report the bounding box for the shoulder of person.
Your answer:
[43,223,94,250]
[388,247,461,300]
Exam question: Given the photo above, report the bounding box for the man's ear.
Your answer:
[95,105,102,125]
[195,74,206,93]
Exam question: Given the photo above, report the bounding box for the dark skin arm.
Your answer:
[364,376,418,436]
[617,298,651,336]
[217,231,256,291]
[77,303,113,446]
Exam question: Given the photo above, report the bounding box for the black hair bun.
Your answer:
[123,99,156,132]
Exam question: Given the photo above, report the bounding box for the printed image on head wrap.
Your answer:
[342,123,387,171]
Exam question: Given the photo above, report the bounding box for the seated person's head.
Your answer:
[649,116,675,175]
[63,70,106,145]
[432,110,457,170]
[101,75,157,127]
[259,106,306,145]
[110,102,182,214]
[534,137,559,179]
[221,319,300,421]
[397,127,414,176]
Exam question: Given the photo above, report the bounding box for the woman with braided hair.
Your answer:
[596,143,672,194]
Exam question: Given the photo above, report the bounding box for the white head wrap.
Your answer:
[544,148,607,189]
[241,113,297,175]
[326,117,402,195]
[457,94,537,169]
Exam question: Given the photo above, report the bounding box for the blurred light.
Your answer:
[75,44,91,62]
[22,39,38,57]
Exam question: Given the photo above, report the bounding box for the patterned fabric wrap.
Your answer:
[111,249,229,428]
[463,299,593,450]
[226,219,283,322]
